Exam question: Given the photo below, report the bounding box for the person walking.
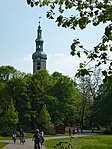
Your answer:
[72,128,75,137]
[69,128,72,138]
[12,128,16,143]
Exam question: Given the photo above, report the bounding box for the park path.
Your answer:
[1,133,96,149]
[0,139,46,149]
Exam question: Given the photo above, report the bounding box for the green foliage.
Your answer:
[0,99,18,135]
[49,72,82,125]
[5,99,18,124]
[0,65,16,81]
[4,77,31,127]
[1,65,112,132]
[39,104,52,127]
[44,123,56,135]
[94,75,112,128]
[0,82,6,115]
[25,0,112,130]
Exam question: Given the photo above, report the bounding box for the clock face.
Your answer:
[37,58,40,60]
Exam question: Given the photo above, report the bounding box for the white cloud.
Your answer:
[18,52,81,77]
[47,53,80,77]
[23,54,32,61]
[22,52,80,77]
[11,53,33,73]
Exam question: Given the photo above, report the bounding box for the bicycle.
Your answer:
[54,141,73,149]
[19,135,25,144]
[34,143,39,149]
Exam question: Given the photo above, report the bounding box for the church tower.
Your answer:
[32,21,47,73]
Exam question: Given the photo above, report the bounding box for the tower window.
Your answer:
[37,66,40,70]
[37,62,40,65]
[37,61,41,70]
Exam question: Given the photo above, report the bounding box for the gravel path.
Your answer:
[1,133,96,149]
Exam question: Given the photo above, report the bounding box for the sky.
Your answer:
[0,0,107,77]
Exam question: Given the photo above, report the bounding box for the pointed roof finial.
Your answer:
[39,16,42,26]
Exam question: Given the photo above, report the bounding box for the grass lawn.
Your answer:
[0,136,11,140]
[0,136,11,149]
[0,142,8,149]
[44,135,112,149]
[0,132,33,140]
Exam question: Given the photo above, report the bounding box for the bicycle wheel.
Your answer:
[67,143,73,149]
[35,144,38,149]
[59,146,64,149]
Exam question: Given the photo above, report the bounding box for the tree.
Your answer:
[95,75,112,129]
[0,65,26,81]
[50,72,82,126]
[85,68,103,129]
[78,76,93,131]
[4,77,30,128]
[27,0,112,79]
[0,65,16,81]
[77,67,102,130]
[26,69,53,128]
[0,99,18,135]
[38,104,52,127]
[0,66,85,130]
[0,82,6,115]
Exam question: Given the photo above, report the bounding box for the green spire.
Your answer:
[35,21,44,52]
[32,20,47,73]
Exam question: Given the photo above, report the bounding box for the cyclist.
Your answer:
[39,128,44,146]
[19,128,25,144]
[32,129,41,149]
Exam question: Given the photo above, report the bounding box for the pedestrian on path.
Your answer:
[72,128,75,137]
[12,128,16,143]
[69,128,72,138]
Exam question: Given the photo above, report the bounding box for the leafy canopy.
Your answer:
[27,0,112,80]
